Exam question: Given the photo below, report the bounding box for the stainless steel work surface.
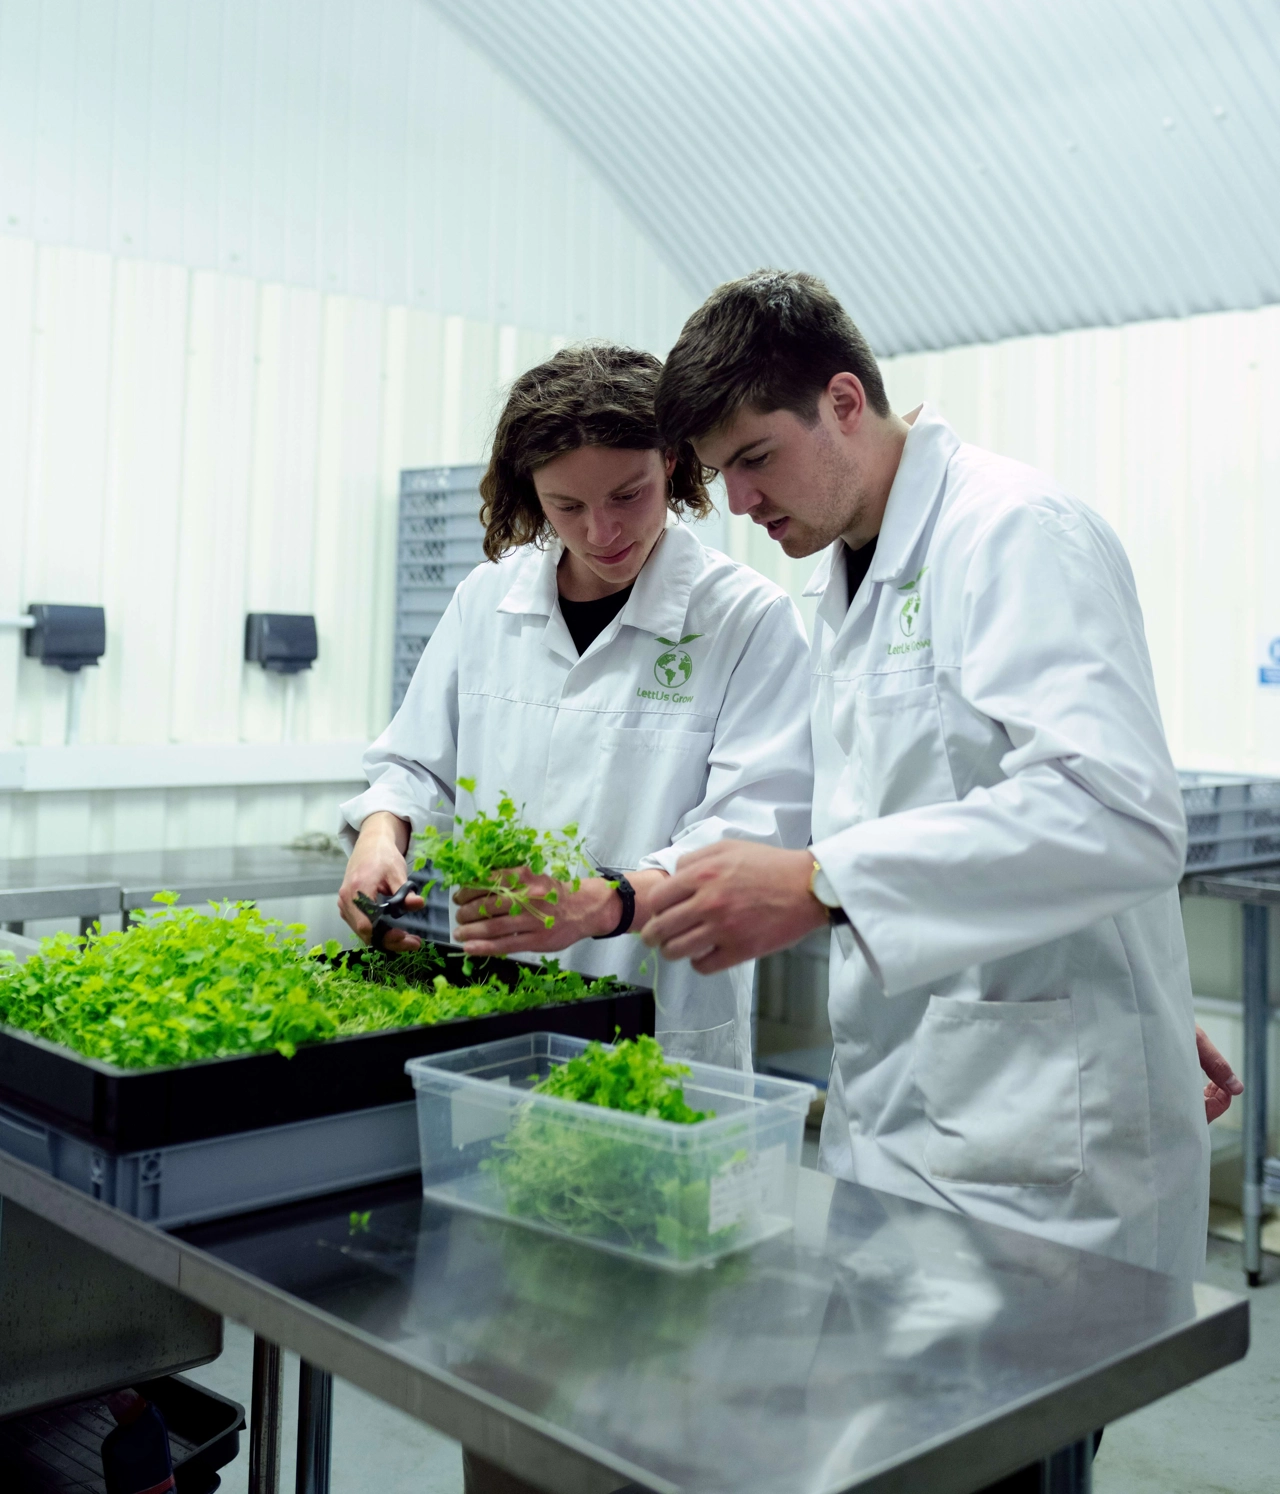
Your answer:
[0,1150,1245,1494]
[1183,862,1280,903]
[0,845,345,913]
[0,876,121,923]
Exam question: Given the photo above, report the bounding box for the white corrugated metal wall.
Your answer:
[0,0,695,898]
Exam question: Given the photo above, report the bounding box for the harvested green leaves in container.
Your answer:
[483,1036,728,1260]
[406,1033,813,1270]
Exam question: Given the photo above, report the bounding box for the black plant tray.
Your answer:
[0,944,653,1155]
[0,1374,244,1494]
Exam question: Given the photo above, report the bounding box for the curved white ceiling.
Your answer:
[430,0,1280,354]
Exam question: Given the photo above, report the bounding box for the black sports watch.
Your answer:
[592,868,636,939]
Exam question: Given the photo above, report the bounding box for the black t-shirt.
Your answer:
[844,537,878,608]
[558,583,635,656]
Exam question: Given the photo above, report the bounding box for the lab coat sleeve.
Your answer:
[638,595,814,874]
[337,595,462,851]
[812,499,1187,997]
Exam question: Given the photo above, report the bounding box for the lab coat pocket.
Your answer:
[854,683,956,817]
[588,725,715,866]
[916,998,1083,1187]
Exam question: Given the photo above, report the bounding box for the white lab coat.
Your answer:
[811,405,1208,1281]
[341,518,813,1069]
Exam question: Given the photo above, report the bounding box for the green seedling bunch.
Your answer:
[483,1036,743,1261]
[0,896,616,1070]
[532,1033,710,1121]
[0,895,341,1067]
[413,778,594,929]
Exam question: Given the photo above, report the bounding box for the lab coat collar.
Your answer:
[495,514,700,660]
[869,403,960,584]
[621,516,702,644]
[497,541,560,619]
[801,546,838,600]
[802,404,959,627]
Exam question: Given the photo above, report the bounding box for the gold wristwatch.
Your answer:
[810,859,850,926]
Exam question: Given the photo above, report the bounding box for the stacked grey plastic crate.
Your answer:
[1180,771,1280,873]
[394,464,488,937]
[394,463,487,712]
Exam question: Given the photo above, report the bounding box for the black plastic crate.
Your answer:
[0,944,654,1154]
[0,1374,243,1494]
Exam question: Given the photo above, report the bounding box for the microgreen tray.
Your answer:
[407,1033,814,1271]
[0,947,653,1155]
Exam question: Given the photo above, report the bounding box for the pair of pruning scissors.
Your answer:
[353,868,439,951]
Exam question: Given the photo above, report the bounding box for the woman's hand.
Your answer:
[454,868,668,957]
[337,812,423,952]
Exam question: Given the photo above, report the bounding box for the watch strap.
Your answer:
[592,869,636,938]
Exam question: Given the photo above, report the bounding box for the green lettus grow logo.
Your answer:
[653,633,702,688]
[897,567,927,636]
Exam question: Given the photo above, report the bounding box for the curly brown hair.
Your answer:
[480,344,713,561]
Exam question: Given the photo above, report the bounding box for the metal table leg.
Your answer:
[296,1361,334,1494]
[250,1336,284,1494]
[1041,1437,1092,1492]
[1242,902,1270,1287]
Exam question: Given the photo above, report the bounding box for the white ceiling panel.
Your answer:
[431,0,1280,353]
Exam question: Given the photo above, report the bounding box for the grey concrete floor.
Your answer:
[1091,1235,1279,1494]
[185,1324,465,1494]
[186,1223,1278,1494]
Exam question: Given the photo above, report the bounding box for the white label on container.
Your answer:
[451,1076,509,1149]
[708,1143,787,1234]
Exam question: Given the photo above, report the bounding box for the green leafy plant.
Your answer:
[0,897,618,1070]
[482,1036,745,1261]
[412,778,594,929]
[531,1033,710,1121]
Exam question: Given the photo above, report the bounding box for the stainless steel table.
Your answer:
[0,845,346,934]
[0,1152,1247,1494]
[1183,863,1280,1286]
[0,867,120,936]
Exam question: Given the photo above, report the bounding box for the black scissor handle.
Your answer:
[359,868,440,952]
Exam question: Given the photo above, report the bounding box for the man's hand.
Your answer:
[1197,1025,1244,1124]
[639,842,828,973]
[455,869,670,957]
[337,811,423,952]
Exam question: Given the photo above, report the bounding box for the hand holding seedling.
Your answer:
[455,867,672,956]
[413,780,592,928]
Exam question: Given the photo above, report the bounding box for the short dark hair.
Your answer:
[480,343,712,561]
[655,270,891,449]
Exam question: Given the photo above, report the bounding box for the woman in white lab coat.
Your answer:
[338,344,812,1068]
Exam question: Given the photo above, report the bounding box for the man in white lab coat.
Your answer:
[643,270,1230,1283]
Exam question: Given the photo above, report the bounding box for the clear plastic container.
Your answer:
[405,1033,815,1270]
